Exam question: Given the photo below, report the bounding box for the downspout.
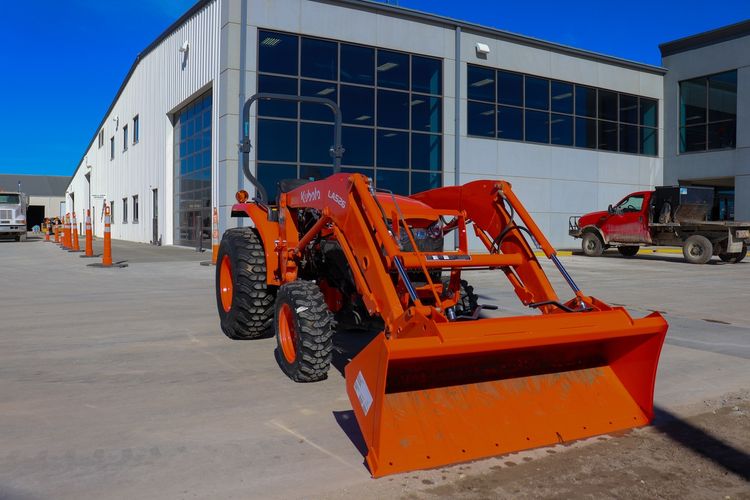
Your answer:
[237,0,249,227]
[454,26,461,249]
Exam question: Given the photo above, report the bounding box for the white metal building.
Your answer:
[66,0,665,248]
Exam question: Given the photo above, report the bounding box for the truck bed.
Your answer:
[649,221,750,229]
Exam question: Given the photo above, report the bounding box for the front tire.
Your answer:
[617,246,639,257]
[582,232,604,257]
[683,235,713,265]
[719,243,747,263]
[275,281,333,382]
[215,228,276,340]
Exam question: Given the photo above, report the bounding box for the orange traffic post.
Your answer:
[59,216,67,248]
[211,207,219,264]
[53,223,59,243]
[69,212,81,252]
[81,209,96,258]
[88,204,127,268]
[44,221,50,241]
[63,213,71,249]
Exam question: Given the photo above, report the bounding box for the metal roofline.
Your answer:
[660,18,750,57]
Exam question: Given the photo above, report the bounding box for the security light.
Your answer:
[377,62,398,72]
[475,42,490,56]
[471,78,494,87]
[316,87,335,96]
[179,41,190,53]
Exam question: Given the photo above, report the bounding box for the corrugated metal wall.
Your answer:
[67,0,220,244]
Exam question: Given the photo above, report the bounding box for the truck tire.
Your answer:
[582,232,604,257]
[617,246,639,257]
[683,235,713,265]
[275,280,333,382]
[719,243,747,264]
[216,228,276,340]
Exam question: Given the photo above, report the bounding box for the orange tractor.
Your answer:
[215,94,668,477]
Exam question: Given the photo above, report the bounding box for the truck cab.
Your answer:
[0,192,27,242]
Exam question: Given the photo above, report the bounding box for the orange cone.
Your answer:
[84,209,94,257]
[60,215,68,249]
[70,213,81,252]
[102,205,113,267]
[54,224,59,243]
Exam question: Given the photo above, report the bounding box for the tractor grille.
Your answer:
[0,209,12,221]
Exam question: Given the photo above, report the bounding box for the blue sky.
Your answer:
[0,0,747,177]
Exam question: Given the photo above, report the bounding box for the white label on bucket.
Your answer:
[354,371,373,416]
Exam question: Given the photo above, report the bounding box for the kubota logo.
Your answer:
[328,190,346,209]
[300,188,321,203]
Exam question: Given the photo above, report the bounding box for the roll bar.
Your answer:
[239,93,344,203]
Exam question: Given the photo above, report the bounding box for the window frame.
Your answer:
[678,70,737,154]
[255,29,444,196]
[133,115,139,144]
[132,195,139,223]
[122,197,128,224]
[122,124,128,152]
[466,63,659,157]
[110,136,115,160]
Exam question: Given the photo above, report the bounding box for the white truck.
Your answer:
[0,191,28,241]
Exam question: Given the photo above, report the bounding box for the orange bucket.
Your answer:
[345,308,667,477]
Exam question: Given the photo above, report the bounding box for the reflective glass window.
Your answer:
[258,31,298,76]
[575,85,597,117]
[411,133,441,171]
[467,65,495,102]
[679,70,736,152]
[412,56,442,95]
[411,171,442,193]
[377,130,408,168]
[598,90,618,121]
[467,101,495,137]
[376,169,409,195]
[619,124,638,154]
[300,165,334,181]
[551,81,573,114]
[257,119,297,162]
[640,98,658,127]
[340,85,374,125]
[258,163,297,201]
[680,79,707,126]
[497,106,522,140]
[411,96,442,133]
[498,71,522,106]
[301,37,337,80]
[301,80,337,122]
[640,127,658,156]
[377,50,409,90]
[377,90,409,129]
[598,120,618,151]
[708,71,737,123]
[681,125,706,152]
[300,122,334,164]
[619,94,638,124]
[341,44,374,85]
[342,127,374,167]
[550,114,573,146]
[708,121,735,149]
[525,110,549,143]
[575,117,596,149]
[525,76,549,111]
[258,75,297,118]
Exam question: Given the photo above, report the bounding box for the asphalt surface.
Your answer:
[1,236,748,499]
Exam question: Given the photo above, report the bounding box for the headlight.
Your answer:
[16,217,26,224]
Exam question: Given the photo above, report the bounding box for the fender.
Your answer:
[581,225,608,245]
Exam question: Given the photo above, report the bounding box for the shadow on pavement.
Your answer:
[652,406,749,481]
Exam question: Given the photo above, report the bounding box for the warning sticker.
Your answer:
[354,371,373,416]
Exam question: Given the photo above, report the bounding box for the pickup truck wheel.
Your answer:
[582,232,604,257]
[719,243,747,263]
[617,246,639,257]
[683,235,713,264]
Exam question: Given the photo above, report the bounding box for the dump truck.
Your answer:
[569,186,750,264]
[214,94,668,477]
[0,191,27,241]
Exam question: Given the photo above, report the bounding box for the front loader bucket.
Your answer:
[345,309,667,477]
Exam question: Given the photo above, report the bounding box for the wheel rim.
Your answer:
[690,244,703,257]
[278,303,297,363]
[219,255,233,312]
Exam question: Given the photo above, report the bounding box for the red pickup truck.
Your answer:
[569,186,749,264]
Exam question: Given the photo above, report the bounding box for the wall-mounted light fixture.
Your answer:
[475,42,491,58]
[179,41,190,53]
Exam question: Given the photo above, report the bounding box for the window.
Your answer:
[615,195,644,213]
[132,195,139,223]
[110,202,114,224]
[110,136,115,160]
[256,31,443,196]
[467,64,658,156]
[679,70,737,153]
[133,115,139,144]
[123,125,128,151]
[122,198,128,223]
[98,130,104,148]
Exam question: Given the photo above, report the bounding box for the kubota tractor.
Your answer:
[215,94,668,477]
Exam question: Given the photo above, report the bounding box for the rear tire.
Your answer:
[719,243,747,263]
[582,232,604,257]
[215,228,276,340]
[683,235,713,265]
[275,280,333,382]
[617,246,639,257]
[443,278,479,317]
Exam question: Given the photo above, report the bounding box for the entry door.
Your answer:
[604,195,645,243]
[152,189,159,244]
